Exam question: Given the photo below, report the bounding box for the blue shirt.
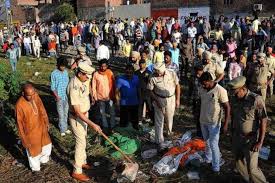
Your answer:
[50,69,69,100]
[116,75,139,106]
[169,48,180,66]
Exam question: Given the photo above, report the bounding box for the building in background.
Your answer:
[77,0,150,20]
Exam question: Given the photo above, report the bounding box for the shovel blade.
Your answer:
[121,163,139,182]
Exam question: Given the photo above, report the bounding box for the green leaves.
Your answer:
[54,3,76,22]
[0,62,22,101]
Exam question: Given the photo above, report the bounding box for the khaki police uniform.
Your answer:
[147,68,179,144]
[246,62,269,101]
[67,63,94,174]
[228,77,267,183]
[203,62,224,81]
[266,55,275,96]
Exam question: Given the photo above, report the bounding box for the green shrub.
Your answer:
[0,62,22,102]
[53,3,76,22]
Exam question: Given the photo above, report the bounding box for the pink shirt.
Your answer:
[227,42,237,58]
[228,62,241,80]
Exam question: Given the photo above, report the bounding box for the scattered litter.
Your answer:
[34,72,40,76]
[153,154,184,175]
[136,171,150,181]
[160,140,173,149]
[26,62,31,66]
[184,152,203,166]
[117,176,129,183]
[175,131,192,146]
[93,162,100,166]
[141,149,158,159]
[186,171,200,180]
[259,146,270,160]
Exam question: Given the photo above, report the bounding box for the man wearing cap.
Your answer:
[228,76,267,183]
[246,52,269,101]
[67,62,102,182]
[75,47,92,66]
[202,51,225,83]
[131,51,141,71]
[147,62,181,148]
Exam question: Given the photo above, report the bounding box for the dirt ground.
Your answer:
[0,51,275,183]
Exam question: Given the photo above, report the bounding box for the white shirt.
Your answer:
[252,19,261,33]
[23,37,31,45]
[187,27,197,38]
[172,32,181,44]
[96,45,110,61]
[33,39,41,48]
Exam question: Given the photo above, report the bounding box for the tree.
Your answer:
[54,3,76,22]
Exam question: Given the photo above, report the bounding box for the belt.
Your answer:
[70,111,88,119]
[153,91,175,98]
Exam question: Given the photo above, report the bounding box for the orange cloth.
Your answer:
[15,93,51,157]
[164,139,206,167]
[48,41,56,51]
[92,69,115,101]
[71,26,78,36]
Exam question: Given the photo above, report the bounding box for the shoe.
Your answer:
[82,164,92,170]
[71,172,90,182]
[65,130,72,134]
[61,133,66,137]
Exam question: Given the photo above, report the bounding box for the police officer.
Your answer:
[67,62,102,182]
[228,76,267,183]
[266,46,275,97]
[147,62,181,149]
[202,51,225,83]
[246,52,269,101]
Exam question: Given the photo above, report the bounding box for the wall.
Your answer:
[112,3,150,19]
[178,6,210,23]
[77,7,106,20]
[151,0,209,9]
[151,9,178,20]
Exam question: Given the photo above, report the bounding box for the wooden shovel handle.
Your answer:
[99,130,134,163]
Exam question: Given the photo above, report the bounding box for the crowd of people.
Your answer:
[1,14,275,182]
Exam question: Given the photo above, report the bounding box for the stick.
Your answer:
[98,131,134,163]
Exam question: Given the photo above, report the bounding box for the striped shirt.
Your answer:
[51,69,69,100]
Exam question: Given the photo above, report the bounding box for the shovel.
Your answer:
[98,130,139,182]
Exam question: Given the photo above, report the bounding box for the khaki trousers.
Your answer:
[260,88,267,102]
[70,113,88,174]
[154,95,175,144]
[232,135,267,183]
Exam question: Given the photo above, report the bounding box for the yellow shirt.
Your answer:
[123,44,132,57]
[153,51,164,63]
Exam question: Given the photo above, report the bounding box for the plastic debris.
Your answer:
[153,154,184,175]
[259,146,270,160]
[160,140,173,149]
[141,149,158,159]
[175,131,192,146]
[93,162,100,166]
[187,171,200,180]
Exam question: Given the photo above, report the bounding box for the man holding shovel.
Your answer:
[67,62,102,182]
